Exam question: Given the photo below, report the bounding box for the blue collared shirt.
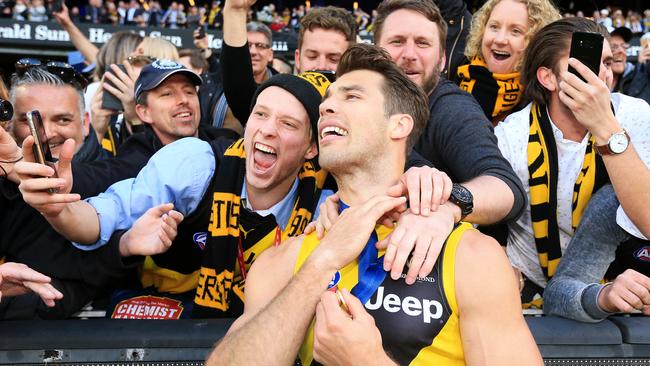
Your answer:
[77,138,215,250]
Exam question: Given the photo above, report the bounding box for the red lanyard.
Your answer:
[237,226,282,280]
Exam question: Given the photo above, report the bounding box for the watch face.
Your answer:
[452,184,473,203]
[609,133,629,154]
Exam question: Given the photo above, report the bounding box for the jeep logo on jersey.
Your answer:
[327,271,341,290]
[193,232,207,250]
[634,246,650,262]
[365,286,443,324]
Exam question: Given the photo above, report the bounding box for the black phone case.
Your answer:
[568,32,603,82]
[101,64,127,111]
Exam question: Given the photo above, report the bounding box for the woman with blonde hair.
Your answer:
[456,0,560,124]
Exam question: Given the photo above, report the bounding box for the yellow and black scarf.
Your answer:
[457,56,523,124]
[527,103,608,281]
[192,139,327,317]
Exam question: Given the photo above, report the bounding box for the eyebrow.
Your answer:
[51,112,76,120]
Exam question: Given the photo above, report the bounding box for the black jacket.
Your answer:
[414,78,526,222]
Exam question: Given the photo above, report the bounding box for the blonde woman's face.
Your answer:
[480,0,529,74]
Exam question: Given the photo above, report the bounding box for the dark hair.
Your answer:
[373,0,447,54]
[298,6,356,50]
[178,49,209,73]
[522,17,609,105]
[336,43,429,152]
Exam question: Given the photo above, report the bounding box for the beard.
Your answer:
[421,59,444,95]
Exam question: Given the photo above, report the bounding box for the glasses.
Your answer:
[127,55,158,67]
[15,58,89,90]
[249,42,271,50]
[610,43,629,52]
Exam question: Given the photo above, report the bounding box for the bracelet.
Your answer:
[0,156,23,164]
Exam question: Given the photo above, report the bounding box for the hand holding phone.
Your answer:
[568,31,604,82]
[101,64,127,111]
[26,110,58,192]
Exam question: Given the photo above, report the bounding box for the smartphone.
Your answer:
[51,0,63,13]
[26,111,58,192]
[101,64,127,111]
[568,32,603,82]
[197,23,207,38]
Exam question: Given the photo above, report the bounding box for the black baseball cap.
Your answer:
[611,27,632,43]
[134,59,202,102]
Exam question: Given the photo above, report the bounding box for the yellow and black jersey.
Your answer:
[294,222,474,366]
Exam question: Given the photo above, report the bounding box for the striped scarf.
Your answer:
[457,56,523,123]
[527,103,607,280]
[192,139,327,317]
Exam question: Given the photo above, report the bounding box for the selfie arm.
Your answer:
[52,3,99,64]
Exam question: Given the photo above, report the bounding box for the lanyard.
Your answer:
[236,226,282,280]
[339,202,387,304]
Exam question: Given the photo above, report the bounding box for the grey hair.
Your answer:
[246,21,273,45]
[10,67,85,124]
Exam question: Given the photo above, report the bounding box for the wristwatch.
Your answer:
[595,130,630,155]
[449,183,473,221]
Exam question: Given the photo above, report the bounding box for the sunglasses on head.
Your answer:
[15,58,89,90]
[127,55,158,67]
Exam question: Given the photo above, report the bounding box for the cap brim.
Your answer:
[142,69,203,93]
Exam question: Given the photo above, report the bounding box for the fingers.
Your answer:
[21,136,36,164]
[419,172,432,216]
[390,230,418,282]
[405,173,420,215]
[419,234,444,278]
[304,221,316,235]
[15,160,56,180]
[403,234,430,284]
[0,262,51,283]
[361,196,407,222]
[567,58,600,85]
[340,288,365,319]
[148,202,175,217]
[23,281,63,307]
[381,225,406,272]
[55,139,75,185]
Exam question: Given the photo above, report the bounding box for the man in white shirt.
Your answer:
[494,17,650,307]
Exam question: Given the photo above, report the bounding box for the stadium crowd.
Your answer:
[1,0,650,363]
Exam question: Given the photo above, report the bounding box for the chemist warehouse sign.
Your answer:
[0,19,298,53]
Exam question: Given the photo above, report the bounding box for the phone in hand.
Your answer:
[101,64,127,111]
[26,111,59,192]
[196,23,208,38]
[568,31,604,82]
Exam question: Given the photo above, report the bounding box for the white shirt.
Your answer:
[494,94,650,288]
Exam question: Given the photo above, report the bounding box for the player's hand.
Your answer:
[311,195,407,271]
[313,289,396,366]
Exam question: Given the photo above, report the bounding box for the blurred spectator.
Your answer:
[13,0,29,20]
[116,0,127,23]
[186,5,200,28]
[609,27,650,106]
[208,0,222,28]
[29,0,48,21]
[83,0,107,23]
[161,1,183,28]
[643,9,650,32]
[256,2,273,23]
[147,1,163,26]
[105,0,119,24]
[599,8,613,31]
[123,0,143,25]
[612,9,625,28]
[626,12,644,34]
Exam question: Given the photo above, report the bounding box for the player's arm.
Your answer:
[456,230,543,366]
[206,235,328,366]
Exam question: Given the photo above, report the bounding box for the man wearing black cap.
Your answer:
[19,71,332,318]
[610,26,650,105]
